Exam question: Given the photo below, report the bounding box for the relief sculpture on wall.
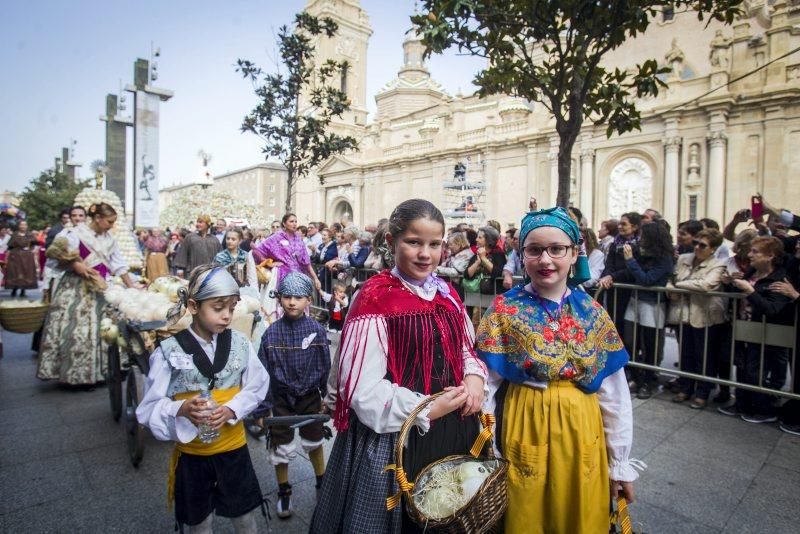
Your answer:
[608,157,653,219]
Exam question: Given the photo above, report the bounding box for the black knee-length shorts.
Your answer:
[174,445,263,526]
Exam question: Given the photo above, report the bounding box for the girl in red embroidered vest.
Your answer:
[311,199,488,534]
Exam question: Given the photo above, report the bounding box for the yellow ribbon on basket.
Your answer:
[384,464,415,510]
[384,412,496,511]
[613,497,633,534]
[166,387,245,510]
[469,413,495,457]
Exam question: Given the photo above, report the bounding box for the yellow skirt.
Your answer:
[502,381,610,534]
[145,252,169,281]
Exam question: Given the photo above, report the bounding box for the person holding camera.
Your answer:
[597,212,642,369]
[719,236,794,423]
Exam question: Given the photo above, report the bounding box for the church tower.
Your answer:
[303,0,372,138]
[375,30,449,119]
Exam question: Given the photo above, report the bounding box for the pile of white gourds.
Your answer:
[103,276,260,330]
[0,299,45,308]
[411,460,497,520]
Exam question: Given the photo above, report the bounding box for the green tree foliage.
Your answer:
[412,0,743,207]
[17,168,89,229]
[237,12,358,213]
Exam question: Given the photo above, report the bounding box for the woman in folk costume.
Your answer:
[476,207,640,534]
[310,199,488,534]
[252,213,322,323]
[5,219,39,297]
[37,203,138,386]
[144,226,170,281]
[136,265,269,533]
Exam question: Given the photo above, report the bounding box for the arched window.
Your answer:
[340,62,349,95]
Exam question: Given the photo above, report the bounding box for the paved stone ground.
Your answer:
[2,291,799,533]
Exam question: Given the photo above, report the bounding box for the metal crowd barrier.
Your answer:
[306,265,798,401]
[607,283,799,401]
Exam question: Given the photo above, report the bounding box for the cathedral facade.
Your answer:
[296,0,800,230]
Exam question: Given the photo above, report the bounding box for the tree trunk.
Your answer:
[285,167,294,214]
[556,134,578,208]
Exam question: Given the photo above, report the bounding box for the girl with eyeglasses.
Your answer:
[476,207,638,533]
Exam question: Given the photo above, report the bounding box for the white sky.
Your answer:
[0,0,485,196]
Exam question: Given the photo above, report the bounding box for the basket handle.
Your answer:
[385,390,496,510]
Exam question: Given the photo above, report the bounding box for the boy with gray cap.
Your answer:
[137,264,270,533]
[257,272,331,519]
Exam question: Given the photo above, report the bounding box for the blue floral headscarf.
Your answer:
[519,207,591,286]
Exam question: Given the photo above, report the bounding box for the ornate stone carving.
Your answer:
[707,131,728,147]
[580,148,595,161]
[709,30,732,70]
[663,136,682,152]
[686,143,702,188]
[665,38,685,78]
[608,157,653,219]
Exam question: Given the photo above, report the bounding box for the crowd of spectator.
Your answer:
[3,194,799,435]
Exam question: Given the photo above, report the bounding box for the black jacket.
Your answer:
[729,266,795,326]
[616,253,675,303]
[601,240,640,281]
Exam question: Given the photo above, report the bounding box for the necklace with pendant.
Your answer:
[532,287,569,331]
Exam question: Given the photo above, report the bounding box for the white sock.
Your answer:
[231,509,258,534]
[188,513,213,534]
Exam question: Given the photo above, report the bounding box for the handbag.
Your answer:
[462,273,485,293]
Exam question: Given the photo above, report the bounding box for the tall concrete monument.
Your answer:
[126,57,173,227]
[100,94,132,208]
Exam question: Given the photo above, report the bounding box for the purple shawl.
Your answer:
[252,230,311,284]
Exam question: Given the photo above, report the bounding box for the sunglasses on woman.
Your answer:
[692,240,709,250]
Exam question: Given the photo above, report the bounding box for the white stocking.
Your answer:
[231,509,258,534]
[188,513,213,534]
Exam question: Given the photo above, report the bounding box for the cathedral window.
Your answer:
[341,62,349,95]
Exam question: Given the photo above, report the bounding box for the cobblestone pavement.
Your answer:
[1,292,799,532]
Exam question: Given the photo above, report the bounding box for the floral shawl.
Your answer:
[476,286,628,393]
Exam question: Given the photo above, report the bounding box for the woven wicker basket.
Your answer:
[0,302,50,334]
[389,390,509,533]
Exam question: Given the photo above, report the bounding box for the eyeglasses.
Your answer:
[523,244,573,259]
[692,240,709,250]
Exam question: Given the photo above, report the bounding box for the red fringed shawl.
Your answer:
[334,270,475,431]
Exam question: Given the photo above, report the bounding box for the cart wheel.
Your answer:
[125,366,146,467]
[107,344,123,422]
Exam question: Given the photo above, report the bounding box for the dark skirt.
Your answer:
[310,412,479,534]
[5,248,38,289]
